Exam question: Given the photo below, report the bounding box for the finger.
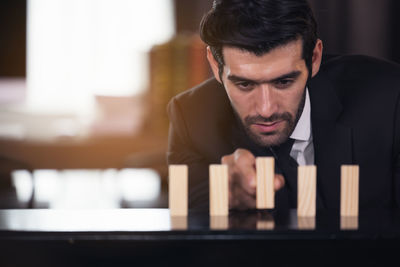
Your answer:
[230,184,256,210]
[222,154,237,189]
[229,185,237,209]
[233,150,256,195]
[236,166,257,195]
[221,154,231,165]
[274,174,285,191]
[235,186,256,210]
[222,149,257,203]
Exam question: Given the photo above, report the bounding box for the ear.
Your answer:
[311,39,323,78]
[206,46,222,83]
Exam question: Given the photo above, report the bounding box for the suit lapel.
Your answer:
[309,72,353,210]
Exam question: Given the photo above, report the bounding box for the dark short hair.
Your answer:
[200,0,318,79]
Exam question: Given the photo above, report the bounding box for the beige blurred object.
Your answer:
[147,33,210,134]
[90,95,147,137]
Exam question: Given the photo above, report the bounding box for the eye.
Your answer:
[274,79,294,89]
[235,81,255,91]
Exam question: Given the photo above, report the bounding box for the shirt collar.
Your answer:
[290,87,311,142]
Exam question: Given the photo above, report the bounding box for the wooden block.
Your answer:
[340,165,359,217]
[209,164,229,216]
[256,157,275,209]
[256,213,275,230]
[297,216,316,230]
[210,216,229,230]
[170,216,188,230]
[256,220,275,230]
[168,165,188,216]
[340,216,359,230]
[297,165,317,217]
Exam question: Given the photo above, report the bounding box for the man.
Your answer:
[167,0,400,211]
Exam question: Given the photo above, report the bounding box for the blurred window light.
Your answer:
[32,169,60,203]
[12,168,161,209]
[11,170,33,203]
[55,169,121,209]
[117,168,161,202]
[27,0,175,114]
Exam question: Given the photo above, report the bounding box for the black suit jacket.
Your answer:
[167,55,400,211]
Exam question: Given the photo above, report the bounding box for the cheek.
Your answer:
[281,87,305,114]
[225,87,253,117]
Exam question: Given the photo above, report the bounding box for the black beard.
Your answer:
[233,87,307,148]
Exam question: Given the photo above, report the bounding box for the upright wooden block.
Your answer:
[209,164,229,216]
[168,165,188,216]
[297,165,317,217]
[256,157,275,209]
[340,165,359,217]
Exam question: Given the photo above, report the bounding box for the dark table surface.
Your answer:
[0,208,398,267]
[0,208,399,239]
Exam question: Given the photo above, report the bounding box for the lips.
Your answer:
[252,120,283,132]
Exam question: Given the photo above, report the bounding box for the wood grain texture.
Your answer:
[168,165,188,216]
[340,165,359,216]
[256,157,275,209]
[209,164,229,216]
[297,165,317,217]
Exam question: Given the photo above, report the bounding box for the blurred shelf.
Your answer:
[0,131,168,171]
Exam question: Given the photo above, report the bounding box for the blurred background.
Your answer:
[0,0,398,209]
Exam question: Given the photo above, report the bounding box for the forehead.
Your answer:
[222,39,305,79]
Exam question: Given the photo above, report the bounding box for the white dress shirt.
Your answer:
[289,88,314,165]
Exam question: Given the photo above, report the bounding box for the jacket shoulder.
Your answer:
[167,78,235,162]
[172,78,226,107]
[168,78,231,122]
[322,54,400,83]
[318,54,400,103]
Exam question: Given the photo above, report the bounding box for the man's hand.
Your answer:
[221,148,285,210]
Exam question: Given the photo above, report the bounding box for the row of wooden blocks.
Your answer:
[169,157,359,217]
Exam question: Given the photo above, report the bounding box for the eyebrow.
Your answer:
[227,70,302,85]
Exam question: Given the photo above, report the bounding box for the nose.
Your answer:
[255,84,278,118]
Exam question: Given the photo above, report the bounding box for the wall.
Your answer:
[175,0,400,63]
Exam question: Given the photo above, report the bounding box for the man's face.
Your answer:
[218,39,310,147]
